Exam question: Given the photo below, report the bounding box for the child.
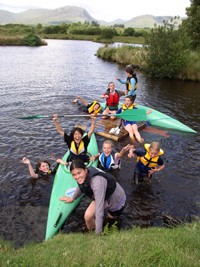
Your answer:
[91,140,132,171]
[100,82,125,120]
[72,95,101,115]
[53,114,96,163]
[22,157,67,179]
[128,141,165,184]
[116,64,138,102]
[116,96,151,144]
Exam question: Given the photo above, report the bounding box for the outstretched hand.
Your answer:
[59,196,74,203]
[22,157,30,165]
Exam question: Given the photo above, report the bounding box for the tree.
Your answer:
[123,27,135,36]
[183,0,200,50]
[144,20,190,78]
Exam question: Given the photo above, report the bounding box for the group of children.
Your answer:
[22,64,165,235]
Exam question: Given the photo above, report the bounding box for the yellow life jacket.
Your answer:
[121,103,136,110]
[70,140,85,155]
[88,100,101,114]
[126,77,138,91]
[138,143,164,168]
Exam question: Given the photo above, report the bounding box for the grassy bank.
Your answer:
[0,223,199,267]
[96,45,200,81]
[0,36,47,46]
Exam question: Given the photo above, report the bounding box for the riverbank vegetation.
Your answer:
[0,223,199,267]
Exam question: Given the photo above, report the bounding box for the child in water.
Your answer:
[72,95,101,115]
[91,140,132,171]
[22,157,67,179]
[128,141,165,184]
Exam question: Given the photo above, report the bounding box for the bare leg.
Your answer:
[84,201,96,230]
[132,124,144,143]
[124,124,137,144]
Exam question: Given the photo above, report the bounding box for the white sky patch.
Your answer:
[0,0,191,21]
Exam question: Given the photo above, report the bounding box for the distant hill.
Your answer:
[0,6,184,27]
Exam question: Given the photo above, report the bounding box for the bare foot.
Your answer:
[72,99,77,104]
[138,138,144,144]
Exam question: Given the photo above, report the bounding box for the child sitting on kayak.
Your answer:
[52,114,96,163]
[22,157,67,179]
[116,96,152,144]
[72,95,102,115]
[90,140,132,171]
[128,141,165,184]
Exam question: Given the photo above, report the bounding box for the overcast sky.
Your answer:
[0,0,191,21]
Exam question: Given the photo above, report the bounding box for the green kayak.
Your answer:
[100,102,196,133]
[45,133,98,241]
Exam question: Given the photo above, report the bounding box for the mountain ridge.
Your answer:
[0,6,183,27]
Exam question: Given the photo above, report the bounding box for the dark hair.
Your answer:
[125,65,134,75]
[35,160,50,173]
[70,159,86,172]
[125,95,134,103]
[70,127,84,140]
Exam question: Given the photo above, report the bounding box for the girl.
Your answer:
[116,96,151,144]
[52,114,96,163]
[72,95,101,115]
[59,159,126,234]
[116,64,138,102]
[22,157,66,179]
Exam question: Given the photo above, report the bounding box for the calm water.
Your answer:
[0,40,199,247]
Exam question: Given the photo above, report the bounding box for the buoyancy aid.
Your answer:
[126,76,138,91]
[137,144,164,168]
[106,89,120,107]
[70,140,86,158]
[121,103,136,111]
[99,153,120,170]
[78,167,116,199]
[88,100,101,114]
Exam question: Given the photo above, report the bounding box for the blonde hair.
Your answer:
[102,140,114,149]
[149,141,160,152]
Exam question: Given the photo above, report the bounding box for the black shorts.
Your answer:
[108,205,125,217]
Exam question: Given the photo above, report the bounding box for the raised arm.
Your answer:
[116,144,134,159]
[22,157,38,179]
[52,114,64,137]
[87,117,96,139]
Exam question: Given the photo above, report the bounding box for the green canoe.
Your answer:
[45,133,98,241]
[136,104,196,133]
[100,102,196,133]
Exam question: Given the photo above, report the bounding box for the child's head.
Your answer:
[125,65,134,76]
[108,82,115,92]
[124,95,134,107]
[36,160,50,174]
[94,102,101,111]
[149,142,160,157]
[70,127,84,143]
[102,140,114,156]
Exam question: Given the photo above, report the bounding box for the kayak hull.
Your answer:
[100,102,196,133]
[45,133,98,240]
[137,104,196,133]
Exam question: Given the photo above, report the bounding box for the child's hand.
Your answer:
[22,157,30,165]
[90,156,95,162]
[123,144,134,152]
[128,151,135,158]
[52,114,58,121]
[59,196,73,203]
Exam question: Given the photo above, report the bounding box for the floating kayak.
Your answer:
[100,103,196,133]
[45,133,98,241]
[136,104,196,133]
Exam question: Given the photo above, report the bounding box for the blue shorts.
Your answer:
[123,121,136,126]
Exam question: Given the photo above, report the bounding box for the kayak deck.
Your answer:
[76,118,146,142]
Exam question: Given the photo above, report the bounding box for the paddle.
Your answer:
[17,109,147,121]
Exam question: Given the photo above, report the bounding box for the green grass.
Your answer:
[0,223,200,267]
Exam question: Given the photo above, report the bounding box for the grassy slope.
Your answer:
[0,223,200,267]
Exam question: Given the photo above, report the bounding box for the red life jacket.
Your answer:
[106,89,120,107]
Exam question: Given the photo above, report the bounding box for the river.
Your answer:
[0,40,199,247]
